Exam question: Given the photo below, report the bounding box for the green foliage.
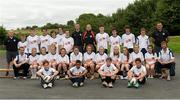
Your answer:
[0,26,7,45]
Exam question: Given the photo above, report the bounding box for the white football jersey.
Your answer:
[96,32,109,50]
[136,35,150,50]
[61,37,74,53]
[39,35,51,50]
[122,33,135,49]
[109,35,121,53]
[18,41,28,54]
[27,35,40,53]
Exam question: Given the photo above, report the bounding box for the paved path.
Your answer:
[0,55,180,99]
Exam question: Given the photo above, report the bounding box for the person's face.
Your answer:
[8,31,14,37]
[43,30,48,35]
[30,30,36,36]
[44,63,49,69]
[134,46,139,53]
[156,23,163,31]
[74,48,79,54]
[19,48,25,54]
[76,63,81,68]
[61,50,66,56]
[99,27,104,33]
[161,43,167,49]
[41,48,46,55]
[140,30,146,35]
[59,28,63,33]
[112,30,117,36]
[65,31,69,36]
[52,32,56,38]
[135,61,141,68]
[99,48,104,54]
[106,60,111,67]
[123,48,128,55]
[75,24,80,30]
[86,25,92,31]
[87,46,92,53]
[20,36,26,41]
[125,28,130,34]
[31,48,37,56]
[147,47,153,53]
[114,47,119,54]
[50,45,56,54]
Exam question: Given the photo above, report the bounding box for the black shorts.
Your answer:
[6,51,18,64]
[138,77,146,85]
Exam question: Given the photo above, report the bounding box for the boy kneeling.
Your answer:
[36,60,58,89]
[68,60,87,87]
[127,58,147,88]
[98,57,118,88]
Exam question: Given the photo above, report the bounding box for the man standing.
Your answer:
[71,24,83,53]
[152,22,169,54]
[4,30,19,76]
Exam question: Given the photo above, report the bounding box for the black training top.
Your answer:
[152,29,169,47]
[71,30,83,46]
[4,36,19,52]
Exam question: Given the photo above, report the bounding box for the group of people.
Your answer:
[3,22,176,89]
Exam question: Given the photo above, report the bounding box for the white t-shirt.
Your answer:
[96,32,109,50]
[130,65,146,76]
[56,34,66,43]
[69,66,86,75]
[14,54,28,63]
[48,53,59,62]
[29,55,39,64]
[136,35,150,50]
[110,53,121,62]
[109,35,121,53]
[27,35,40,53]
[95,53,108,64]
[145,52,157,64]
[57,55,69,63]
[158,48,175,62]
[18,41,28,54]
[49,37,60,53]
[131,52,144,62]
[100,63,117,73]
[70,52,83,62]
[83,52,96,61]
[38,67,56,76]
[61,37,74,53]
[122,33,135,48]
[38,54,48,63]
[120,53,132,63]
[39,35,51,50]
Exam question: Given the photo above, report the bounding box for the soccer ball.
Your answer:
[130,77,137,85]
[44,76,51,83]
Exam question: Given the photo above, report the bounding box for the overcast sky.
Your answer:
[0,0,135,29]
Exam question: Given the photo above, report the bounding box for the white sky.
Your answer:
[0,0,135,29]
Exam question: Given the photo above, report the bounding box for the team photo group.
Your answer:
[4,22,176,89]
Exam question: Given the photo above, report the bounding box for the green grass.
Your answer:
[168,36,180,54]
[0,50,6,56]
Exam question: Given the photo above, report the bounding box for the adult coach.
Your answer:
[4,30,19,76]
[152,22,169,53]
[71,24,83,53]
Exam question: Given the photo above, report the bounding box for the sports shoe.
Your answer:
[167,75,171,81]
[43,84,48,89]
[127,81,132,88]
[72,82,78,87]
[120,75,124,80]
[13,77,19,80]
[79,82,84,87]
[108,82,113,88]
[22,77,27,79]
[56,75,60,80]
[134,82,140,88]
[102,81,108,87]
[65,75,69,79]
[48,83,53,88]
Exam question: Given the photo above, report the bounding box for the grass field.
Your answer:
[0,36,179,56]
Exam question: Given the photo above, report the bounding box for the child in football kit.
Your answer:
[38,47,48,68]
[39,29,51,52]
[120,47,132,79]
[127,58,147,88]
[29,48,39,79]
[136,28,150,56]
[49,30,60,53]
[96,25,109,54]
[121,25,135,53]
[18,34,28,55]
[68,60,87,87]
[36,60,58,89]
[83,44,96,80]
[57,48,70,79]
[69,46,83,68]
[98,57,119,88]
[145,45,157,78]
[48,44,59,70]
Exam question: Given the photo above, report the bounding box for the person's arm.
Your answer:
[36,69,44,78]
[112,67,118,75]
[137,71,146,80]
[67,70,73,78]
[51,70,58,78]
[79,69,87,77]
